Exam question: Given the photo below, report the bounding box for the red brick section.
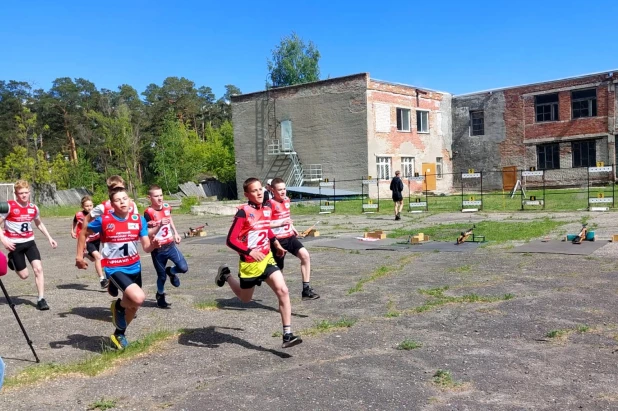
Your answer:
[500,72,618,166]
[367,80,446,152]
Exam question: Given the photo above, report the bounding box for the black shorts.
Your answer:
[108,271,142,292]
[392,194,403,202]
[8,240,41,272]
[86,240,100,258]
[274,236,304,271]
[239,263,279,289]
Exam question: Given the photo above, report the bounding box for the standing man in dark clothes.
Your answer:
[390,170,404,220]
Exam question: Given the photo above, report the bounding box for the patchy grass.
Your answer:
[4,330,173,389]
[546,324,592,340]
[301,318,357,336]
[385,300,401,318]
[433,369,463,389]
[412,286,514,314]
[88,398,117,410]
[397,339,422,350]
[348,256,414,294]
[448,264,472,274]
[193,300,220,310]
[388,218,567,244]
[546,329,568,339]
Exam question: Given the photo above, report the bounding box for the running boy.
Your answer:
[72,196,107,288]
[267,178,319,300]
[79,186,160,349]
[215,177,302,348]
[0,180,57,310]
[144,185,188,308]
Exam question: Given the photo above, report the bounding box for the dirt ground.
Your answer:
[1,210,618,410]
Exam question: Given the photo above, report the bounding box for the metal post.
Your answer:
[587,167,590,210]
[0,278,40,363]
[613,165,616,209]
[480,171,484,211]
[542,171,546,210]
[361,177,364,214]
[520,170,524,211]
[333,179,336,213]
[377,179,380,213]
[461,171,464,211]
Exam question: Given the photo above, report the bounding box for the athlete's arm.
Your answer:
[76,213,93,264]
[169,215,182,244]
[71,215,78,239]
[226,209,250,255]
[139,216,160,252]
[34,216,57,249]
[0,216,15,251]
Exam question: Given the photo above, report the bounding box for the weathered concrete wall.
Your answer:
[452,92,506,190]
[367,80,452,196]
[232,74,369,193]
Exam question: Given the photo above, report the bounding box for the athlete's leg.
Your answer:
[30,260,45,299]
[264,270,291,327]
[120,283,145,326]
[150,250,168,295]
[226,276,256,303]
[296,247,311,283]
[168,245,188,275]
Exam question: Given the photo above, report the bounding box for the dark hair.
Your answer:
[80,195,93,207]
[108,186,128,201]
[243,178,261,193]
[148,185,162,194]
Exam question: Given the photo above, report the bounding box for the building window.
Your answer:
[401,157,415,178]
[535,94,559,122]
[416,110,429,133]
[537,143,560,170]
[470,111,484,135]
[396,108,410,131]
[436,157,443,179]
[572,89,597,118]
[572,140,596,168]
[376,157,391,180]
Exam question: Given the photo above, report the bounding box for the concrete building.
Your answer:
[231,73,453,198]
[452,71,618,189]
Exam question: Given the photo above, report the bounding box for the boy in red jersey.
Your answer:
[82,187,161,349]
[72,195,107,288]
[0,180,57,310]
[266,178,319,300]
[215,178,302,348]
[144,185,188,308]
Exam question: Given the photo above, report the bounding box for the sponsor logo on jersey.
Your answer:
[263,210,271,217]
[164,210,170,216]
[249,213,255,219]
[13,209,19,215]
[285,203,290,209]
[128,223,139,230]
[131,214,139,220]
[106,223,115,231]
[163,203,169,207]
[28,209,35,214]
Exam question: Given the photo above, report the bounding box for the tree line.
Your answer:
[0,77,240,196]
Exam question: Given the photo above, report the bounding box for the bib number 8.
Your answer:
[20,223,29,232]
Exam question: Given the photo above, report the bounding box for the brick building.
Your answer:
[452,71,618,189]
[232,70,618,196]
[231,73,452,197]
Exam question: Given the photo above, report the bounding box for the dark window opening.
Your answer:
[535,94,559,122]
[537,143,560,170]
[572,89,597,118]
[470,111,484,135]
[572,139,596,167]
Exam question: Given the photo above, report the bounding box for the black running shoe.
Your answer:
[282,333,302,348]
[302,287,320,300]
[156,292,170,309]
[100,278,109,289]
[166,267,180,287]
[37,298,49,311]
[215,264,230,287]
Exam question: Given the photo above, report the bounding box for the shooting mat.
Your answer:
[508,239,608,255]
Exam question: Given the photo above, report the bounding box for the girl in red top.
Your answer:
[72,196,107,289]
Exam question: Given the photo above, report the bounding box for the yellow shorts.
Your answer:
[238,253,280,289]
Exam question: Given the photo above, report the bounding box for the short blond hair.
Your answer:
[14,180,29,192]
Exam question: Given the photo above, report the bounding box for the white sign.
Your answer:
[319,182,334,187]
[522,171,544,177]
[589,167,612,173]
[362,204,379,209]
[409,176,425,181]
[320,205,335,210]
[409,202,427,207]
[522,200,543,206]
[462,173,481,179]
[463,200,482,206]
[362,180,374,185]
[589,197,613,203]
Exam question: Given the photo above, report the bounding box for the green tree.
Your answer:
[267,32,320,87]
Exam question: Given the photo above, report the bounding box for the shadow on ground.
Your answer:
[178,326,291,358]
[49,334,109,353]
[57,306,110,322]
[215,297,308,318]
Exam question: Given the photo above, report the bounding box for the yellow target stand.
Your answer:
[361,176,379,213]
[461,169,482,212]
[319,178,335,214]
[408,172,427,213]
[521,167,545,210]
[587,164,614,211]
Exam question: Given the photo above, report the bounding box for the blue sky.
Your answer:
[2,0,617,99]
